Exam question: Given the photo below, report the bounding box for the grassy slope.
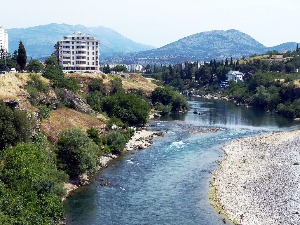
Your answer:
[0,72,157,140]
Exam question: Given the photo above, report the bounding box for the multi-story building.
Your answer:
[56,32,99,72]
[0,27,9,53]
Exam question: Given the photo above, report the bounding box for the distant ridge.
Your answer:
[7,23,154,59]
[105,29,298,64]
[7,25,298,64]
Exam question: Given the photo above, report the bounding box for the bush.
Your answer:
[102,92,150,126]
[42,56,79,92]
[155,103,172,116]
[25,84,39,106]
[27,73,49,93]
[27,59,45,73]
[88,78,107,95]
[151,86,189,112]
[86,92,103,112]
[87,127,102,146]
[106,131,127,154]
[0,143,66,224]
[56,129,99,178]
[38,105,52,119]
[0,101,32,150]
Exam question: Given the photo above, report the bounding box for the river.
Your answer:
[65,98,299,225]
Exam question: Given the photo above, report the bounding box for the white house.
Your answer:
[226,71,244,82]
[0,27,9,53]
[56,32,99,72]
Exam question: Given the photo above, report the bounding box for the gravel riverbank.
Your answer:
[212,130,300,225]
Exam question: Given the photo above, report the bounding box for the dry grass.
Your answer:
[0,73,28,99]
[0,73,36,110]
[122,74,157,94]
[66,72,157,95]
[41,108,105,141]
[294,79,300,87]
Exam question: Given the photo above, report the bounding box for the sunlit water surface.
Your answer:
[65,99,299,225]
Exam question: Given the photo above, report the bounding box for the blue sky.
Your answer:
[1,0,299,47]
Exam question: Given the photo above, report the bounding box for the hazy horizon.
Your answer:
[1,0,299,48]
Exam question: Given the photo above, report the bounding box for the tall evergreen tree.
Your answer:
[17,41,27,72]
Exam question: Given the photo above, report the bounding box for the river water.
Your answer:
[65,99,299,225]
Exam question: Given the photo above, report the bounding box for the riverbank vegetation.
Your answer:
[0,50,188,223]
[148,48,300,118]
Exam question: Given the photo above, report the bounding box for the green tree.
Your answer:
[16,41,27,72]
[27,59,45,73]
[43,56,79,92]
[0,143,66,224]
[0,101,32,150]
[151,86,189,112]
[86,92,104,112]
[106,131,127,154]
[111,65,128,72]
[88,78,107,95]
[102,92,150,126]
[56,129,99,178]
[110,76,124,94]
[103,64,111,74]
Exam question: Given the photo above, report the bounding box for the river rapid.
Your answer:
[65,98,299,225]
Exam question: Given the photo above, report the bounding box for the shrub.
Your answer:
[155,103,172,116]
[102,92,150,126]
[86,92,103,112]
[0,101,32,150]
[38,105,52,119]
[25,85,39,106]
[151,86,189,112]
[27,73,49,93]
[88,78,106,95]
[87,127,102,146]
[56,129,99,178]
[42,56,79,92]
[106,131,127,154]
[0,143,66,224]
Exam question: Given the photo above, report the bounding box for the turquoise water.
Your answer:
[65,99,299,225]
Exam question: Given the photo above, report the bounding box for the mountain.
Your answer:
[269,42,298,53]
[105,29,298,65]
[7,23,154,59]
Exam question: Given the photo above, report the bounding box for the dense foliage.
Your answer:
[151,86,189,114]
[0,142,67,224]
[148,48,300,118]
[102,92,151,126]
[56,129,100,178]
[0,101,32,150]
[227,72,300,118]
[42,56,79,92]
[27,59,45,73]
[0,50,17,71]
[105,131,127,154]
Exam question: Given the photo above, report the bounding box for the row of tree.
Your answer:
[145,48,300,118]
[0,41,28,72]
[146,47,300,91]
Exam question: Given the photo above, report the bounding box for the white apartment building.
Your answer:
[56,32,99,72]
[0,27,9,53]
[226,70,244,82]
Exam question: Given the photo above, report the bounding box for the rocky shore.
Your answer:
[212,130,300,225]
[64,129,162,195]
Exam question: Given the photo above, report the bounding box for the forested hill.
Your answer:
[105,29,298,65]
[7,23,154,59]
